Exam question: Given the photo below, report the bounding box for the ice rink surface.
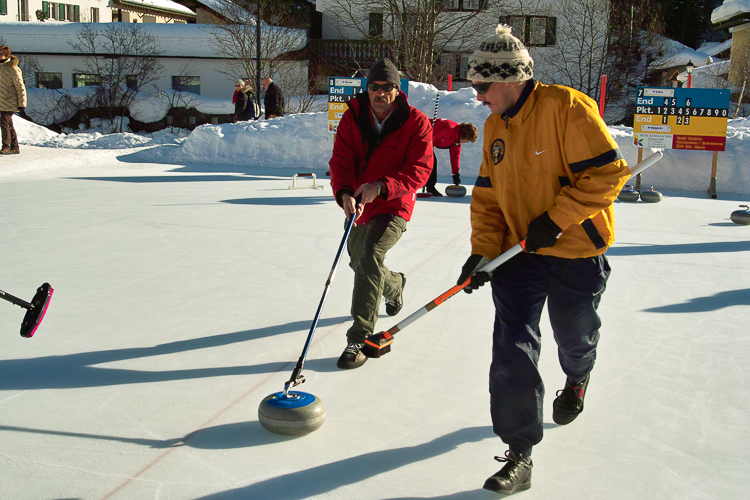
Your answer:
[1,147,748,499]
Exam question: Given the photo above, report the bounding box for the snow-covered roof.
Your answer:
[111,0,195,16]
[674,60,732,87]
[712,0,750,25]
[650,37,728,71]
[0,22,307,59]
[699,39,733,57]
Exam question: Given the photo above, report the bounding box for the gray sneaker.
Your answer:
[336,342,367,369]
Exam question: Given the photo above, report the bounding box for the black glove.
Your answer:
[525,212,562,253]
[452,173,461,185]
[457,254,491,294]
[18,107,25,113]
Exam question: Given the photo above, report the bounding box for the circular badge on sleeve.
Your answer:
[491,139,505,165]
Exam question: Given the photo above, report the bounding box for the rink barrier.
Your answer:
[289,173,325,190]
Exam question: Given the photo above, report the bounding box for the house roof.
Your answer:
[0,21,307,59]
[109,0,196,17]
[712,0,750,29]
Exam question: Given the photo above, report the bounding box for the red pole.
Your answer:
[598,75,607,117]
[687,73,693,88]
[447,74,453,92]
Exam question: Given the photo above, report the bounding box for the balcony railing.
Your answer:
[309,39,398,65]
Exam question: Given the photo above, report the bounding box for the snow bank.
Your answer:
[14,81,750,195]
[15,116,188,149]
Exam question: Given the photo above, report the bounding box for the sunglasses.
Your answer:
[367,83,396,92]
[472,81,493,95]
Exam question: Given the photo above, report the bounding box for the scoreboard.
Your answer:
[327,77,410,134]
[328,77,366,134]
[633,87,730,151]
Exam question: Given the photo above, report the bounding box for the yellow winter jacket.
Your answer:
[0,56,27,112]
[471,80,630,260]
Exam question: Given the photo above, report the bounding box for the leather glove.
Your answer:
[452,173,461,185]
[525,212,562,253]
[457,254,491,294]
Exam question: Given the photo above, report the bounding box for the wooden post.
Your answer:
[708,151,718,198]
[635,148,643,192]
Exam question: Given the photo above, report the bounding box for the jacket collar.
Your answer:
[503,79,536,120]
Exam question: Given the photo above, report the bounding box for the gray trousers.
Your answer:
[346,213,407,343]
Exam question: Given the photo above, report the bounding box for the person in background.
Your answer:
[262,77,285,119]
[328,58,432,370]
[425,119,478,196]
[0,45,26,155]
[244,79,259,120]
[232,79,251,123]
[456,24,630,495]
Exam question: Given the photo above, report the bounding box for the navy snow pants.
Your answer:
[489,252,610,457]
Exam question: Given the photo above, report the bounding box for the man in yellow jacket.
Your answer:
[456,25,631,495]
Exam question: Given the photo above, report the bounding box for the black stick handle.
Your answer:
[0,289,32,310]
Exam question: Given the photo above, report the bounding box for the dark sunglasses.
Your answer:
[472,81,493,95]
[367,83,396,92]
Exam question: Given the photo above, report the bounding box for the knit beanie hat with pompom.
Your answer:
[467,24,534,83]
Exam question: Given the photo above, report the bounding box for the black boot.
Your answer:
[336,342,367,369]
[483,451,532,495]
[552,375,590,425]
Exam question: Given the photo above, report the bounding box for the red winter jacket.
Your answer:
[329,91,433,225]
[432,118,462,175]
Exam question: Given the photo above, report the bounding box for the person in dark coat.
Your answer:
[232,80,250,122]
[262,77,284,119]
[329,58,433,370]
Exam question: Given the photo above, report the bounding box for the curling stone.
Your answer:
[445,184,467,197]
[640,186,663,203]
[731,205,750,225]
[258,391,325,435]
[617,185,640,202]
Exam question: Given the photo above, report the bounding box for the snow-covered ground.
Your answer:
[0,85,748,499]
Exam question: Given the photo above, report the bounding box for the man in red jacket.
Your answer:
[425,119,478,196]
[329,58,433,369]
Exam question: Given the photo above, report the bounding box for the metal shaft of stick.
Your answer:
[284,201,359,396]
[0,289,32,310]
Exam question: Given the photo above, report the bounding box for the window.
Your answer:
[126,75,138,92]
[73,73,101,87]
[37,72,63,89]
[57,3,65,20]
[41,1,54,19]
[369,12,383,37]
[143,15,156,23]
[67,4,79,22]
[0,0,7,16]
[172,76,200,95]
[499,15,556,47]
[443,0,485,11]
[460,53,470,79]
[90,7,98,22]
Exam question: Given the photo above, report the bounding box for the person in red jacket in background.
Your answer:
[424,119,478,196]
[329,58,432,370]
